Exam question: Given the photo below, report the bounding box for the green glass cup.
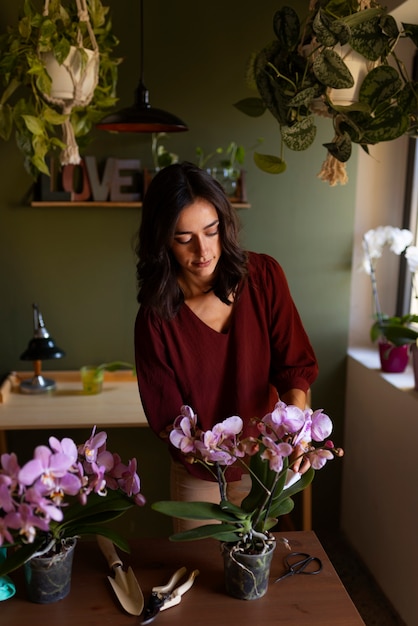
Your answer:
[80,366,104,394]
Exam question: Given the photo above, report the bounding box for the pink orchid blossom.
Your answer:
[260,402,305,439]
[260,437,293,473]
[79,426,108,464]
[307,448,334,469]
[5,503,50,543]
[170,406,199,453]
[0,426,145,558]
[19,445,76,491]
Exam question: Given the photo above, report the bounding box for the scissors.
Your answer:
[274,551,322,583]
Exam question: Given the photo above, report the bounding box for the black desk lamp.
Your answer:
[20,303,66,393]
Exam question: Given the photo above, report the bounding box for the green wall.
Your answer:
[0,0,357,532]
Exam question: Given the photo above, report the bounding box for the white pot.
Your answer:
[329,44,376,106]
[41,46,99,102]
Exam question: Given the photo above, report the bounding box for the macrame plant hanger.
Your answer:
[42,0,99,165]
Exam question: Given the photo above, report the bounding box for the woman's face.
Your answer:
[170,199,222,281]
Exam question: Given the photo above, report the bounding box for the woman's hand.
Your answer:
[290,443,310,474]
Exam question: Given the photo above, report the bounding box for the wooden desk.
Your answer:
[1,532,364,625]
[0,370,147,430]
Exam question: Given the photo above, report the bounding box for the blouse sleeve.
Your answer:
[134,306,183,438]
[258,253,318,395]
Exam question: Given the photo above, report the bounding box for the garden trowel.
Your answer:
[97,535,144,616]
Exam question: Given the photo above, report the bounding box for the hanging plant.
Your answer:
[235,1,418,185]
[0,0,121,177]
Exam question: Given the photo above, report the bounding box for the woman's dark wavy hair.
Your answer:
[136,161,248,319]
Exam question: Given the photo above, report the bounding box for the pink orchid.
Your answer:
[260,437,293,473]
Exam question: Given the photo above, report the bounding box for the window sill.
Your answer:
[348,346,417,394]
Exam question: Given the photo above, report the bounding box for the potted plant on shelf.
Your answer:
[0,0,121,178]
[152,402,343,600]
[0,426,145,603]
[234,1,418,186]
[362,224,418,372]
[199,141,246,199]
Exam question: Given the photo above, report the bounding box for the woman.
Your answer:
[134,162,318,520]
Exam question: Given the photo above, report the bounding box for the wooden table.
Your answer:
[2,532,365,625]
[0,370,147,429]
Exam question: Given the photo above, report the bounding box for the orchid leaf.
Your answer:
[0,539,45,576]
[152,500,239,522]
[168,523,242,542]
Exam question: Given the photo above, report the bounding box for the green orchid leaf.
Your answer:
[219,499,250,520]
[313,49,354,89]
[61,491,135,525]
[169,523,241,542]
[281,117,317,151]
[234,97,266,118]
[268,496,294,519]
[273,6,300,51]
[0,538,45,576]
[152,500,239,522]
[69,528,132,553]
[371,322,418,346]
[359,66,402,110]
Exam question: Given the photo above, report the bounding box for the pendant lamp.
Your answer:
[97,0,188,133]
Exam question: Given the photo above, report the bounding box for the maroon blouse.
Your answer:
[134,252,318,480]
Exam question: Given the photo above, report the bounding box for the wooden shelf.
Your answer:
[30,201,142,207]
[30,201,250,208]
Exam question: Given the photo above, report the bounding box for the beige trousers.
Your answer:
[170,461,251,533]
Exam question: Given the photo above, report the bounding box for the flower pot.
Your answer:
[40,46,99,103]
[24,538,77,604]
[411,344,418,390]
[221,539,276,600]
[378,342,409,373]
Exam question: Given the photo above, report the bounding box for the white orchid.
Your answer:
[362,225,418,346]
[362,226,414,274]
[405,246,418,274]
